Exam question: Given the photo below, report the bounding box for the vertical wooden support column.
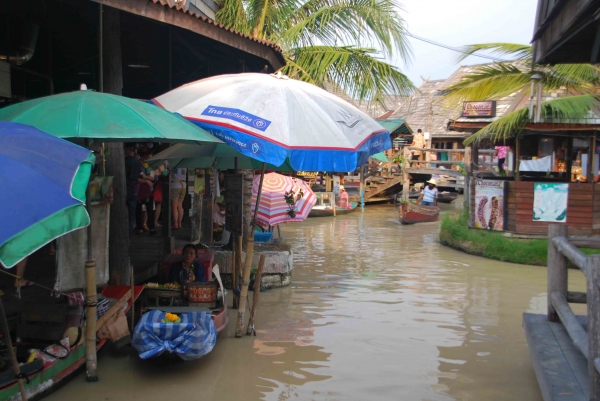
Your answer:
[588,255,600,400]
[588,133,596,183]
[85,259,98,381]
[515,136,521,181]
[547,224,568,322]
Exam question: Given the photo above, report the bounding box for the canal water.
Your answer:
[47,202,587,401]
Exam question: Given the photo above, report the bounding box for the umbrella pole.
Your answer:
[235,163,266,337]
[246,254,266,336]
[0,296,27,401]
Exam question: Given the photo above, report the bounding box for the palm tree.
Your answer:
[215,0,415,104]
[440,43,600,145]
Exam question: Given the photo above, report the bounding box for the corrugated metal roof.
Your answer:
[152,0,283,53]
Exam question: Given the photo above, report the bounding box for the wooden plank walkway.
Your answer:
[523,313,589,401]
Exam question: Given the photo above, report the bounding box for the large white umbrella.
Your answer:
[152,73,391,172]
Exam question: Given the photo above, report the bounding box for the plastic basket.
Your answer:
[254,232,273,243]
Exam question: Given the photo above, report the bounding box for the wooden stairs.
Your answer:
[364,173,403,200]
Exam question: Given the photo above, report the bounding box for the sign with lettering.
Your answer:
[474,179,505,231]
[201,105,271,132]
[462,101,496,117]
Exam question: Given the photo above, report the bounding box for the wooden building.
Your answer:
[0,0,285,283]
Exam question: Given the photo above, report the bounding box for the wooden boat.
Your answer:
[438,192,458,203]
[309,202,359,217]
[398,202,440,225]
[0,285,144,401]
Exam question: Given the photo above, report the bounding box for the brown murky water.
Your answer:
[47,202,587,401]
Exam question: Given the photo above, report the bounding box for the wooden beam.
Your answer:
[552,236,589,277]
[570,238,600,249]
[96,289,132,332]
[550,291,589,359]
[567,291,587,304]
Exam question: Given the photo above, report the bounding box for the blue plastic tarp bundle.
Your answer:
[132,310,217,360]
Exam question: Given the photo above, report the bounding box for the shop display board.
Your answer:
[533,183,568,222]
[474,179,505,231]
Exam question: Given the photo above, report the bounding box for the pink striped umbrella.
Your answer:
[251,173,316,226]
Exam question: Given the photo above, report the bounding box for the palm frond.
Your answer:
[214,0,251,34]
[464,94,600,145]
[454,43,532,63]
[283,45,415,103]
[442,63,531,103]
[276,0,411,60]
[540,63,600,91]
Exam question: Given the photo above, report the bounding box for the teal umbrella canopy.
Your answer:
[148,143,295,172]
[0,91,222,144]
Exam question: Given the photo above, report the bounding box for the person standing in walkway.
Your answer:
[418,178,438,206]
[170,168,187,230]
[495,145,510,173]
[411,129,426,167]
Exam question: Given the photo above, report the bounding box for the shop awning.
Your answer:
[378,119,413,135]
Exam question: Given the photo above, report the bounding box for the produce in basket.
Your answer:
[161,312,181,324]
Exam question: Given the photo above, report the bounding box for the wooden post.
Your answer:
[333,193,336,217]
[236,164,266,337]
[102,6,130,285]
[515,136,521,182]
[567,136,573,183]
[233,235,242,309]
[85,259,98,381]
[588,133,596,183]
[0,297,27,400]
[587,255,600,399]
[547,224,568,322]
[246,254,266,336]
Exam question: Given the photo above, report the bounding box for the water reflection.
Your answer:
[47,202,587,401]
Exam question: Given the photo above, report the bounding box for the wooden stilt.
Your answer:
[236,163,266,337]
[85,259,98,382]
[246,254,266,336]
[0,296,27,400]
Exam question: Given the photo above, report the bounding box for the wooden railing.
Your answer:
[547,224,600,398]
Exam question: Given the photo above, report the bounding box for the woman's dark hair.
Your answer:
[182,244,196,254]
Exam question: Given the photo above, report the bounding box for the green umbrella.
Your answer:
[0,90,222,144]
[370,152,389,163]
[148,143,295,171]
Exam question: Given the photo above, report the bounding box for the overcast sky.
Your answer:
[394,0,538,86]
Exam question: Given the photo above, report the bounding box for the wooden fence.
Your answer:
[547,224,600,399]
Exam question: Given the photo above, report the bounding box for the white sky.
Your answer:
[394,0,538,86]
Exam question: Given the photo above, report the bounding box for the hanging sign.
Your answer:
[474,179,505,231]
[533,183,568,222]
[462,101,496,117]
[224,174,244,235]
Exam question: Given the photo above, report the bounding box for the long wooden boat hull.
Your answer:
[308,203,358,217]
[437,193,458,203]
[1,285,144,401]
[399,203,440,225]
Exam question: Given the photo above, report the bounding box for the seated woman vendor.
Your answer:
[168,244,205,284]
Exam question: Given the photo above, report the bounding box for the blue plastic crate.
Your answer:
[254,232,273,243]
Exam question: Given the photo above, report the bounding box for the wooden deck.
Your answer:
[523,313,589,401]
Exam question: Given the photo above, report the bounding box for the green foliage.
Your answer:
[440,210,600,265]
[440,42,600,144]
[439,210,548,265]
[215,0,415,104]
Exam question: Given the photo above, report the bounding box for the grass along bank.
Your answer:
[439,210,600,266]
